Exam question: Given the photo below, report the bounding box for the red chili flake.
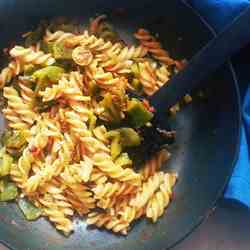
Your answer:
[30,146,41,157]
[73,144,82,162]
[175,59,187,71]
[60,121,69,132]
[58,98,68,107]
[46,137,54,153]
[49,106,58,118]
[112,94,120,102]
[64,39,76,48]
[80,142,87,156]
[149,106,155,113]
[142,99,155,113]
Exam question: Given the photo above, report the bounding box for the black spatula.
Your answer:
[134,5,250,164]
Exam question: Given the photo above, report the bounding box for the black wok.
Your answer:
[0,0,241,249]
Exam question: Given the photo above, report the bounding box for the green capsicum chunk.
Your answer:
[33,66,65,83]
[24,64,40,76]
[111,136,122,160]
[52,42,73,60]
[0,180,18,202]
[131,78,143,93]
[3,130,27,149]
[131,63,140,77]
[117,128,141,147]
[33,66,65,93]
[0,152,13,177]
[127,98,153,128]
[18,198,42,221]
[115,153,132,167]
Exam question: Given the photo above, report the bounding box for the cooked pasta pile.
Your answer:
[0,16,179,235]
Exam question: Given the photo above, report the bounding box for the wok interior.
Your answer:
[0,1,240,250]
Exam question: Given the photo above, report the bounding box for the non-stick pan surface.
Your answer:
[0,1,241,249]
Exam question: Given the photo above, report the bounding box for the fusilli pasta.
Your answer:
[0,60,23,88]
[10,46,55,66]
[134,28,175,65]
[0,16,181,236]
[146,173,177,222]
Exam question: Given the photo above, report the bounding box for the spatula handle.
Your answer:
[150,6,250,110]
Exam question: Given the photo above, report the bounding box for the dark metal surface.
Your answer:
[0,1,241,250]
[173,199,250,250]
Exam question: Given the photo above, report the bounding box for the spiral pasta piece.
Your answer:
[78,157,94,182]
[86,212,129,235]
[89,168,108,184]
[99,45,147,74]
[0,60,23,88]
[134,29,175,65]
[18,78,35,107]
[140,149,171,181]
[69,101,93,123]
[17,147,34,181]
[39,194,73,234]
[92,125,109,144]
[44,30,75,44]
[100,58,133,74]
[68,71,85,91]
[61,74,90,102]
[39,74,90,102]
[64,188,90,215]
[94,70,122,88]
[80,35,114,53]
[138,61,158,96]
[63,31,90,48]
[10,163,26,188]
[39,178,66,194]
[24,162,54,194]
[93,153,141,185]
[2,107,29,131]
[65,111,109,154]
[156,65,170,87]
[86,61,121,89]
[40,180,74,216]
[146,173,177,222]
[95,43,123,61]
[39,83,64,102]
[118,205,145,223]
[60,171,96,210]
[66,156,93,183]
[3,87,37,125]
[29,130,49,150]
[96,195,118,210]
[10,46,55,66]
[24,132,74,194]
[41,116,64,139]
[93,181,138,200]
[52,193,74,216]
[109,194,131,214]
[129,171,165,208]
[117,45,148,60]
